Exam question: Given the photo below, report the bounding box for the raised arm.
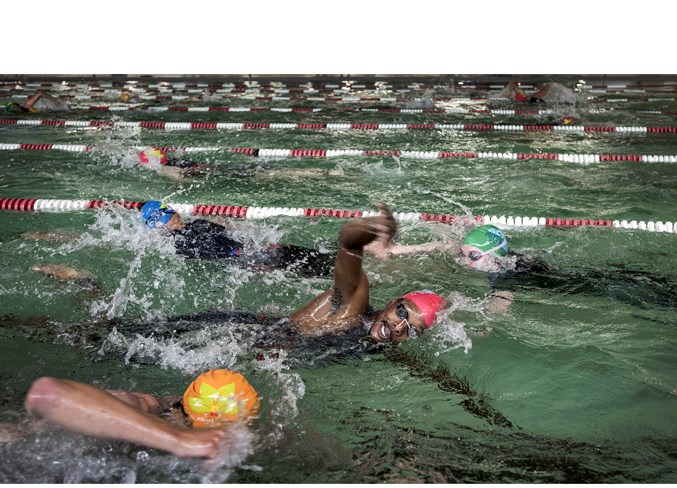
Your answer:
[333,203,397,298]
[290,204,396,333]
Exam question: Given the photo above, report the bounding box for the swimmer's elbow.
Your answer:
[25,377,65,415]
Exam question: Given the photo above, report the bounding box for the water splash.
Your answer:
[253,350,306,446]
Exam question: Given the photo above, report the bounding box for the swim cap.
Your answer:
[140,200,175,228]
[182,369,260,427]
[138,147,168,165]
[515,91,528,102]
[400,290,445,328]
[463,225,509,257]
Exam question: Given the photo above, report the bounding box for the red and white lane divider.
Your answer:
[590,97,677,103]
[0,197,674,233]
[583,88,677,94]
[6,93,478,103]
[2,118,674,134]
[59,104,677,117]
[3,142,677,163]
[70,105,324,113]
[66,104,556,116]
[1,87,429,96]
[1,81,431,91]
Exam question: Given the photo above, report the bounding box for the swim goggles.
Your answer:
[460,238,508,261]
[395,299,418,338]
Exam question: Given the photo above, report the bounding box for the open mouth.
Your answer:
[371,322,392,341]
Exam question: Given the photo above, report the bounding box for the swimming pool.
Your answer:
[0,75,676,483]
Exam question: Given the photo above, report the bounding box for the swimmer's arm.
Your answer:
[486,290,513,314]
[334,204,396,298]
[25,377,227,459]
[22,92,43,110]
[157,165,185,180]
[106,390,164,414]
[365,239,459,259]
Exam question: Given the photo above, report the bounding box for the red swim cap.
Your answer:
[400,290,445,328]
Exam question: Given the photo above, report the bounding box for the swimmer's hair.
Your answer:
[182,369,260,427]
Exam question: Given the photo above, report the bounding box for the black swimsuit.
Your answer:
[490,253,677,308]
[171,219,335,276]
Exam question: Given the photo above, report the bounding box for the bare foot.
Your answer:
[172,428,229,459]
[31,264,95,283]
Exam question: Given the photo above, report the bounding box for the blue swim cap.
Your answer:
[141,200,175,228]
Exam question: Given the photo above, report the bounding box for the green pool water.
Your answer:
[0,77,676,483]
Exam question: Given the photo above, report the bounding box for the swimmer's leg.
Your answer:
[25,377,229,459]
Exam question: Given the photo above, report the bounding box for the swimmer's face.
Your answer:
[370,297,426,343]
[458,244,501,272]
[166,212,185,230]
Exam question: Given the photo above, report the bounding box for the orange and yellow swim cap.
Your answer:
[182,369,260,427]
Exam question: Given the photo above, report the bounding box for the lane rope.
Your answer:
[4,81,677,95]
[0,197,673,233]
[1,118,674,134]
[8,91,677,104]
[2,142,676,163]
[65,104,556,115]
[65,104,677,116]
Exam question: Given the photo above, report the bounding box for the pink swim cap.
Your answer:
[400,290,445,328]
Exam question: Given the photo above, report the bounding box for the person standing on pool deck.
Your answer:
[19,369,259,459]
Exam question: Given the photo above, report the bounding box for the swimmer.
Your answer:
[5,91,69,113]
[21,369,258,459]
[135,147,214,179]
[498,81,577,105]
[135,147,343,180]
[290,203,448,342]
[119,89,142,104]
[367,222,677,310]
[365,223,514,313]
[141,200,335,277]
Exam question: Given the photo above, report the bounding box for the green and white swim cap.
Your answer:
[463,225,509,257]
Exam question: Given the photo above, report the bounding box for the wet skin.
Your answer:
[370,297,427,343]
